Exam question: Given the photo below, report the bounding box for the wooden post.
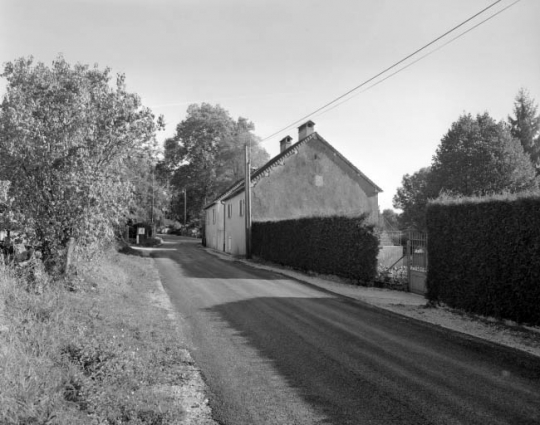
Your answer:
[184,188,187,226]
[245,144,252,259]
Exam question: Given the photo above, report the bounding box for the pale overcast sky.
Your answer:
[1,0,539,210]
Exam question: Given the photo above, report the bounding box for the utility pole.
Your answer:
[151,166,155,235]
[244,144,252,258]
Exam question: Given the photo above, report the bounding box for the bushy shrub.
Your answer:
[0,57,162,268]
[426,192,540,325]
[252,214,379,284]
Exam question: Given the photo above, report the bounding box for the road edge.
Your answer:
[142,249,219,425]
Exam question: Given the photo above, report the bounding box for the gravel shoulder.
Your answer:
[133,245,218,425]
[204,247,540,359]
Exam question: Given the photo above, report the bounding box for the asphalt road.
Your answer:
[152,235,540,425]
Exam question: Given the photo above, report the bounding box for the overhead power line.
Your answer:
[261,0,514,142]
[312,0,522,119]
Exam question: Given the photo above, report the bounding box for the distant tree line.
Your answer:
[392,88,540,231]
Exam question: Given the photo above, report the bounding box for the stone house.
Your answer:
[204,121,382,256]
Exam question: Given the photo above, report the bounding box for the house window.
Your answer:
[239,199,244,217]
[212,209,215,224]
[227,203,232,218]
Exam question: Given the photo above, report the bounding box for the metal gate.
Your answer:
[407,231,428,295]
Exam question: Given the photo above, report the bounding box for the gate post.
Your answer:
[406,231,412,292]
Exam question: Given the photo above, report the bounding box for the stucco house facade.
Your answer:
[204,121,382,256]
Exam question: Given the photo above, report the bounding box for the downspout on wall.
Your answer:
[221,201,226,252]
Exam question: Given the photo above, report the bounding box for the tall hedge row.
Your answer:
[252,215,379,284]
[426,194,540,325]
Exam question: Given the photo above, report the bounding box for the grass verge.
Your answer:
[0,246,192,424]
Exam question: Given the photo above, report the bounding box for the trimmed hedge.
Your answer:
[252,215,379,284]
[426,193,540,325]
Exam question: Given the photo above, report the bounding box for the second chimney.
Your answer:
[279,135,293,153]
[298,120,315,140]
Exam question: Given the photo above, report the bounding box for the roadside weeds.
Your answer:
[0,246,215,425]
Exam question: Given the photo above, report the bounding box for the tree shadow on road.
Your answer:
[202,296,540,425]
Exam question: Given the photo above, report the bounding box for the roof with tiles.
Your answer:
[204,128,382,209]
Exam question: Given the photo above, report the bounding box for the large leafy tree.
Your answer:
[163,103,269,221]
[128,157,172,225]
[0,56,163,266]
[394,112,538,231]
[381,208,400,230]
[393,167,434,230]
[430,113,536,196]
[508,88,540,170]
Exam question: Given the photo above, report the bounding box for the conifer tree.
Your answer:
[508,88,540,171]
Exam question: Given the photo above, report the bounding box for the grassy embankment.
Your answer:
[0,245,192,424]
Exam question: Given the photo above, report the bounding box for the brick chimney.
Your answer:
[298,120,315,140]
[279,135,293,153]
